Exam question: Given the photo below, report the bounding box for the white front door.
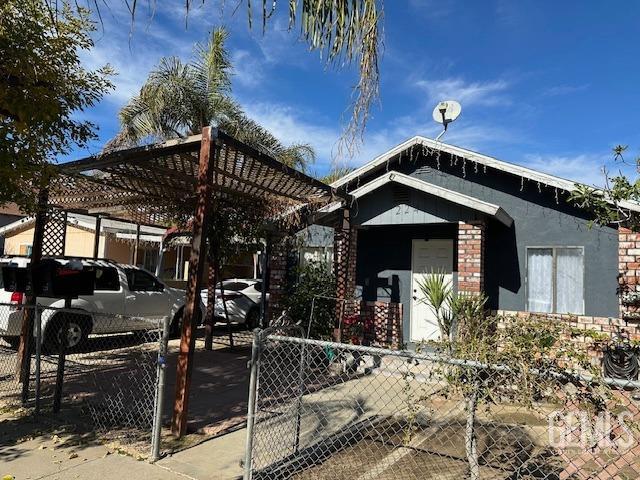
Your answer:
[410,239,454,342]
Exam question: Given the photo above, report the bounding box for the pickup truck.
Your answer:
[0,257,204,350]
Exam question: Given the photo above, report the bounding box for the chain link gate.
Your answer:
[244,333,640,480]
[0,303,163,453]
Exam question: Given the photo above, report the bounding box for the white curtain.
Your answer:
[556,248,584,314]
[527,248,553,313]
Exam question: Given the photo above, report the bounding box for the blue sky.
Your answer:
[73,0,640,185]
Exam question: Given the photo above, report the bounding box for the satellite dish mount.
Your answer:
[432,100,462,142]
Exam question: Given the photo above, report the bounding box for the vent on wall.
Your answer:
[392,185,410,205]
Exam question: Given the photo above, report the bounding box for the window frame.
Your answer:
[93,266,121,292]
[525,246,585,315]
[125,268,163,292]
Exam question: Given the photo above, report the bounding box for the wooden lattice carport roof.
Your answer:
[49,129,345,225]
[40,127,350,438]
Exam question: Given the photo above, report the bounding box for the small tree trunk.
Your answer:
[465,386,480,480]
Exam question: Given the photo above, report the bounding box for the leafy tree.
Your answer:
[319,166,355,184]
[0,0,114,210]
[569,145,640,230]
[110,28,315,170]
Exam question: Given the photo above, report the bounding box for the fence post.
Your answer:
[34,306,42,414]
[151,317,170,462]
[243,328,262,480]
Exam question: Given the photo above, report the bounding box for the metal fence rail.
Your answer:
[0,303,161,449]
[244,331,640,480]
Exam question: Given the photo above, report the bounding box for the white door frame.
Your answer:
[409,238,454,343]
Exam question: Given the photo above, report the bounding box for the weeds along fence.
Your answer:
[0,303,161,449]
[244,329,640,480]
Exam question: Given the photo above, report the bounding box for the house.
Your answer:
[315,136,640,347]
[0,204,25,253]
[0,212,165,271]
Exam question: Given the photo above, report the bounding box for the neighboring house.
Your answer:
[0,212,165,271]
[316,136,640,347]
[0,204,25,254]
[297,224,334,269]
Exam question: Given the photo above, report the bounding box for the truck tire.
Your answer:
[1,336,20,349]
[44,312,91,352]
[169,308,202,339]
[245,307,260,330]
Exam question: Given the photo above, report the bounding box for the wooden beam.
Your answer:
[171,126,216,437]
[133,223,141,265]
[93,216,101,259]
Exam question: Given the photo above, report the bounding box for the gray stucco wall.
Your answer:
[352,151,620,318]
[356,224,458,342]
[354,183,487,226]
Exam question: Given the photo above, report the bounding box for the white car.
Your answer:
[200,279,268,329]
[0,257,204,350]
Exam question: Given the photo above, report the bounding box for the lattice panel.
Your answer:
[41,208,67,256]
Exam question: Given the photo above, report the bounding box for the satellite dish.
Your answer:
[432,100,461,141]
[432,100,462,125]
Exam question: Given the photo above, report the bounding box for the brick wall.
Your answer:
[341,300,403,348]
[267,235,290,322]
[334,208,357,305]
[619,227,640,321]
[457,221,486,294]
[496,310,638,367]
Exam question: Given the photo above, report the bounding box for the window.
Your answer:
[125,269,161,291]
[526,247,584,314]
[94,267,120,291]
[222,281,249,292]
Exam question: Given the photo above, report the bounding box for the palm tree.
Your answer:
[109,28,314,171]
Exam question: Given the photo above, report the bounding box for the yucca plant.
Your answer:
[416,270,455,342]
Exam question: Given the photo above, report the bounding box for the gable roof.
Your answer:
[333,136,640,213]
[323,171,513,226]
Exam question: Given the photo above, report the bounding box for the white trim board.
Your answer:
[331,136,640,214]
[322,171,513,226]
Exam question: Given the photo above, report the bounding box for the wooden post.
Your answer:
[171,127,216,437]
[133,223,141,265]
[259,236,271,328]
[93,216,101,259]
[16,187,48,384]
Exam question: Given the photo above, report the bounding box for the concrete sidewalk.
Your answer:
[1,434,186,480]
[157,428,245,480]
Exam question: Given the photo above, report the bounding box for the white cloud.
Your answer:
[80,3,202,106]
[240,102,340,166]
[522,153,608,186]
[414,77,511,107]
[232,50,265,88]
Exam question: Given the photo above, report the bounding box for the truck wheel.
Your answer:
[169,308,202,339]
[44,313,90,352]
[1,336,20,349]
[245,308,260,330]
[169,310,183,339]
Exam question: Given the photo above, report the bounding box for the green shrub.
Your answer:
[283,261,336,339]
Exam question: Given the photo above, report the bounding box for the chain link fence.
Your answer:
[244,330,640,480]
[0,303,161,449]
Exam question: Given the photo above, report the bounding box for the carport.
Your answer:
[19,126,348,438]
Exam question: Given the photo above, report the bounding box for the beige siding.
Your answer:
[3,225,129,261]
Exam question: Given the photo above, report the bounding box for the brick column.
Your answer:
[334,209,358,300]
[267,235,291,322]
[457,221,486,294]
[619,227,640,319]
